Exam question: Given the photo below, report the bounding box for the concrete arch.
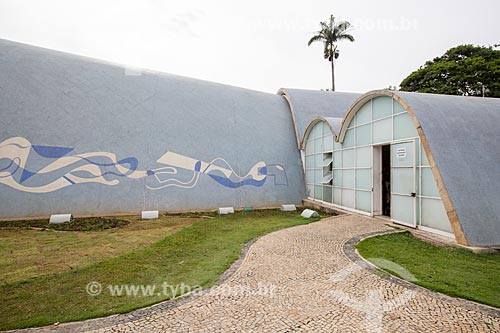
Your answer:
[301,116,342,149]
[301,117,334,150]
[337,90,469,246]
[278,88,360,150]
[277,88,301,149]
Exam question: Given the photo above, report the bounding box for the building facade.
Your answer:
[303,96,452,237]
[1,39,500,247]
[283,89,500,247]
[0,39,305,217]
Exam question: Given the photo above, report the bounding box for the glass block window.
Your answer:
[304,121,334,203]
[303,96,453,235]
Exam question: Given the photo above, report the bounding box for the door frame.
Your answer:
[372,145,383,216]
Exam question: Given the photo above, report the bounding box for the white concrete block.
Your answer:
[280,204,297,212]
[141,210,159,219]
[49,214,72,224]
[301,209,320,218]
[218,207,234,215]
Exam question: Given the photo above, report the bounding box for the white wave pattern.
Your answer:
[0,137,147,193]
[0,137,273,193]
[146,151,266,190]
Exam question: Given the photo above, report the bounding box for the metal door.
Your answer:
[390,140,416,227]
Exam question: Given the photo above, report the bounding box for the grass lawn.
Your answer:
[0,210,323,330]
[0,216,198,285]
[356,232,500,308]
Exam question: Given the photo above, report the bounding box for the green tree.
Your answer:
[308,15,355,91]
[400,45,500,97]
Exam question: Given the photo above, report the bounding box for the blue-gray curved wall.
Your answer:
[0,39,305,218]
[398,91,500,247]
[278,88,360,147]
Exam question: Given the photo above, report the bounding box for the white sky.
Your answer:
[0,0,498,94]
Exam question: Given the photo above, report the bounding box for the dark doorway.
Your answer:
[382,145,391,216]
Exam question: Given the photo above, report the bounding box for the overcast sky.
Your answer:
[0,0,498,94]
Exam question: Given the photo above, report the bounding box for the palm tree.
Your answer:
[308,15,355,91]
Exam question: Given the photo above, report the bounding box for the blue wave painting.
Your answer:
[0,137,288,193]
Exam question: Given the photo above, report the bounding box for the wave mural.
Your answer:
[0,137,288,193]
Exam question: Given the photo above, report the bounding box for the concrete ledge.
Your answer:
[0,205,304,222]
[343,230,500,318]
[373,217,500,254]
[302,198,347,215]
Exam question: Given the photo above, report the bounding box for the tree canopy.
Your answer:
[399,45,500,97]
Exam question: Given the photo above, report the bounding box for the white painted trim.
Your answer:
[419,195,442,200]
[419,225,455,239]
[391,192,414,197]
[372,145,382,216]
[300,149,306,172]
[413,139,417,227]
[392,218,417,228]
[353,124,357,209]
[326,167,372,170]
[419,139,422,227]
[306,198,372,217]
[391,97,394,141]
[370,137,420,147]
[331,186,371,192]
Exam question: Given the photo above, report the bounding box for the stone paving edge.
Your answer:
[343,229,500,318]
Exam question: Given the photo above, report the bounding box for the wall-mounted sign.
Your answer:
[396,147,407,159]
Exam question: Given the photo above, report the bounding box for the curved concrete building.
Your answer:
[0,39,304,217]
[278,88,360,148]
[296,90,500,247]
[1,39,500,247]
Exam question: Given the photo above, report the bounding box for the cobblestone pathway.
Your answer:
[20,214,500,332]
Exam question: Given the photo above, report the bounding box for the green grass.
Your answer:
[0,210,325,330]
[356,232,500,308]
[0,215,199,285]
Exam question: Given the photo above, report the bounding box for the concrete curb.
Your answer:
[343,230,500,318]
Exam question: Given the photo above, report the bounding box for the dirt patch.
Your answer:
[0,217,130,231]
